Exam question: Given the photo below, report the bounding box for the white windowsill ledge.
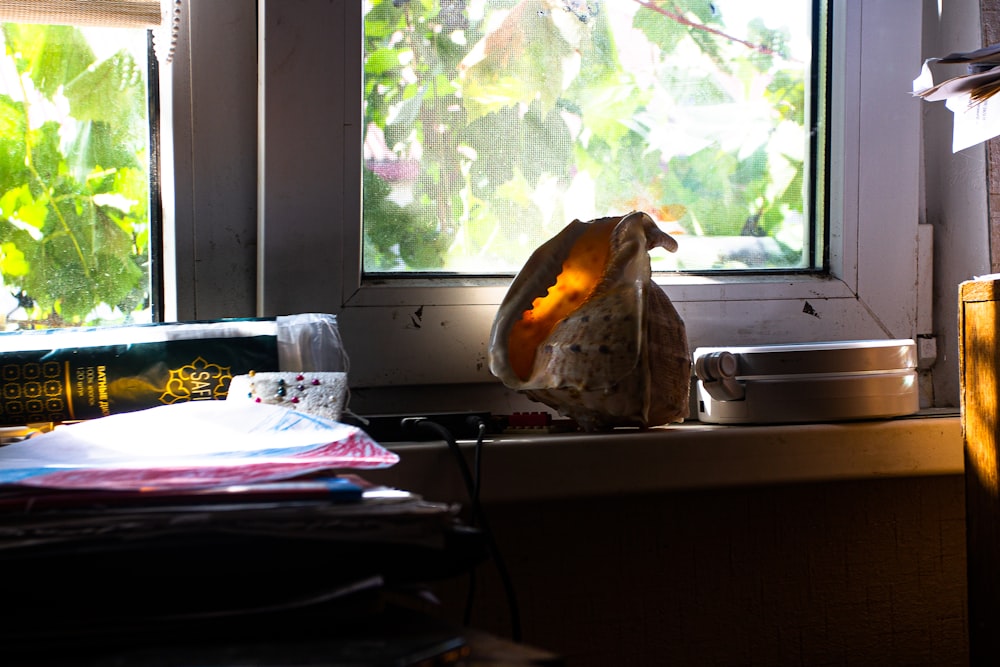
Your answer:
[361,414,963,504]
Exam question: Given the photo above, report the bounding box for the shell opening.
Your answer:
[506,219,616,381]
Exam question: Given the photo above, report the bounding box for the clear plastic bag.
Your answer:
[277,313,349,372]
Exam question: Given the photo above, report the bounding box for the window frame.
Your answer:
[249,0,923,393]
[161,0,258,322]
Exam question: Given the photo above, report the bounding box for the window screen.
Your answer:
[362,0,819,275]
[0,1,164,328]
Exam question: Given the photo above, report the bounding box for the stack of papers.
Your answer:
[0,401,460,552]
[0,400,398,491]
[0,401,483,646]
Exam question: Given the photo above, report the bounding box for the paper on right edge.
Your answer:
[946,94,1000,152]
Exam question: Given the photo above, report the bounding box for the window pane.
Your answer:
[362,0,817,274]
[0,23,152,328]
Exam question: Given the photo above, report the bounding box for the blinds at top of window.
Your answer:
[0,0,181,61]
[0,0,168,27]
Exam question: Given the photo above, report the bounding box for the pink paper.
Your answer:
[0,402,397,491]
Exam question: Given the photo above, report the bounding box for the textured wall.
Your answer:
[424,475,968,666]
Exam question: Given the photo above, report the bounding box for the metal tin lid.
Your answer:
[693,339,916,378]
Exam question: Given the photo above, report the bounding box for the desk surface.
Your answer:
[12,603,563,667]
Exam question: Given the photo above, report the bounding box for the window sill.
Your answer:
[361,413,963,504]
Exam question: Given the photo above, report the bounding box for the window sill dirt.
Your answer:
[360,413,963,504]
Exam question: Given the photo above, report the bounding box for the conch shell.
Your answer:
[488,211,691,431]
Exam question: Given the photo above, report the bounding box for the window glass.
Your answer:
[362,0,817,274]
[0,23,152,329]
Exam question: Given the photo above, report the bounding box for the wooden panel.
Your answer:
[414,478,967,666]
[960,276,1000,664]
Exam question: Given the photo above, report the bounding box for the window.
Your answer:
[0,2,964,415]
[254,0,925,413]
[361,0,817,275]
[0,1,166,329]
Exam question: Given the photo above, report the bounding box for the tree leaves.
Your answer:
[0,24,149,323]
[461,101,572,199]
[0,95,29,195]
[362,168,451,270]
[458,0,582,120]
[3,24,94,100]
[363,0,810,272]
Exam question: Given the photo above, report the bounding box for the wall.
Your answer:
[924,0,991,407]
[420,475,968,666]
[363,418,967,664]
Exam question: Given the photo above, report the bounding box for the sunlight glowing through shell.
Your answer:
[489,211,691,431]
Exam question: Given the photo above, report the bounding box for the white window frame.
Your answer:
[205,0,923,399]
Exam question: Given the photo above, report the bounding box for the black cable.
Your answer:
[411,419,522,643]
[464,554,478,629]
[463,420,486,628]
[471,420,485,524]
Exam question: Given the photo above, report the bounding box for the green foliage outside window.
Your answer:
[363,0,812,273]
[0,24,150,328]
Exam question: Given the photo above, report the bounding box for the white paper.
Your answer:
[914,63,1000,102]
[912,59,938,95]
[945,94,1000,152]
[913,58,1000,152]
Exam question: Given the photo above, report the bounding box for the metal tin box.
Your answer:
[692,339,918,424]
